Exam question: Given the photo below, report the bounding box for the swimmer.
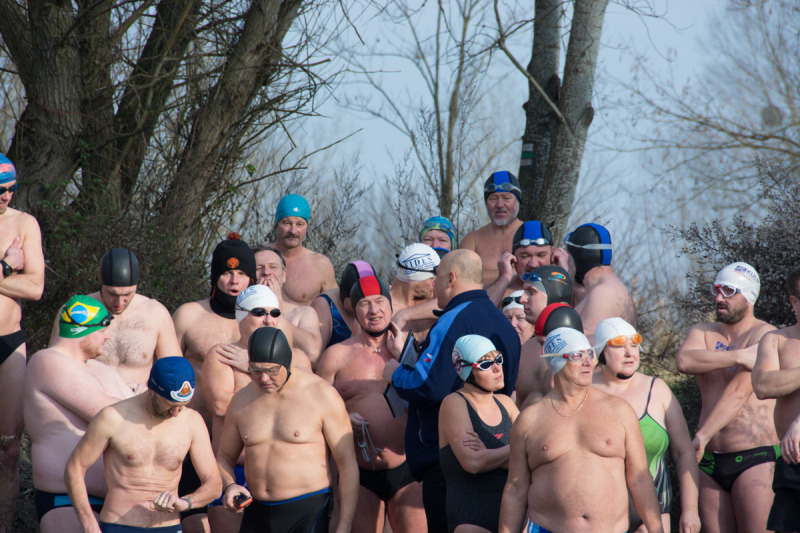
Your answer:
[420,216,457,251]
[502,290,534,345]
[311,260,372,349]
[390,243,440,338]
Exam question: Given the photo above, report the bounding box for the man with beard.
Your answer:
[390,243,441,337]
[317,271,426,533]
[460,171,524,285]
[49,248,182,385]
[676,262,778,533]
[267,194,336,307]
[172,233,256,532]
[66,357,220,533]
[24,296,135,533]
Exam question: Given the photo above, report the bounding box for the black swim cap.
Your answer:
[526,265,572,305]
[565,223,612,284]
[100,248,140,287]
[248,327,292,370]
[534,303,583,337]
[350,271,392,312]
[210,234,257,292]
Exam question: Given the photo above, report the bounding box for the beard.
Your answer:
[490,203,520,227]
[717,302,747,324]
[80,337,104,359]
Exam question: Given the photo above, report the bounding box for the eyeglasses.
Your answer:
[562,348,596,362]
[249,366,282,377]
[61,313,113,328]
[237,306,281,318]
[606,334,642,346]
[484,182,520,194]
[502,295,523,307]
[711,284,741,298]
[0,183,18,195]
[516,237,552,247]
[469,353,504,371]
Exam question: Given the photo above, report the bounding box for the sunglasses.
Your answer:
[710,284,741,298]
[0,183,18,195]
[516,237,552,247]
[502,295,523,307]
[562,348,596,362]
[606,333,642,346]
[62,313,113,328]
[469,353,504,371]
[484,182,520,194]
[237,306,281,318]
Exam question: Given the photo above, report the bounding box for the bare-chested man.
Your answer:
[460,171,524,286]
[317,271,426,532]
[217,327,359,533]
[391,243,441,337]
[252,244,323,364]
[676,262,778,533]
[48,248,182,385]
[499,327,663,533]
[66,357,221,533]
[566,223,636,339]
[0,154,44,532]
[268,194,336,307]
[751,266,800,533]
[419,216,456,251]
[312,260,372,349]
[172,234,256,531]
[24,296,135,533]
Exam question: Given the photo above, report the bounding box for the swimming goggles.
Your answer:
[520,271,542,284]
[561,348,596,362]
[606,334,642,346]
[516,237,552,247]
[61,313,113,328]
[470,353,504,370]
[484,182,520,195]
[0,183,18,195]
[710,284,741,298]
[563,233,612,250]
[502,295,523,307]
[395,259,437,275]
[237,306,281,318]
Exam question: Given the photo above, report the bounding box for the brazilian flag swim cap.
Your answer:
[59,295,113,338]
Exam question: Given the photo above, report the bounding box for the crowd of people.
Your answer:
[2,152,800,533]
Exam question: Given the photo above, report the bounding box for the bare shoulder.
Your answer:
[593,388,637,420]
[310,250,334,269]
[752,319,777,339]
[27,348,73,375]
[15,209,42,235]
[496,393,518,414]
[459,229,479,250]
[173,300,206,322]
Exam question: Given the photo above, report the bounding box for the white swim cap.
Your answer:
[595,317,637,351]
[502,290,525,312]
[542,327,592,375]
[395,243,440,282]
[714,262,760,306]
[452,334,497,382]
[235,285,280,322]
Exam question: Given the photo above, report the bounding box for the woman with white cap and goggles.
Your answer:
[591,317,700,533]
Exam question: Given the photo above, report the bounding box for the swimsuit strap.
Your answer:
[643,376,656,417]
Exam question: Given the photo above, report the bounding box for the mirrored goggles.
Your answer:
[502,295,523,307]
[710,284,741,298]
[470,353,504,370]
[520,271,542,284]
[0,183,19,195]
[606,333,642,347]
[237,306,281,318]
[484,182,520,194]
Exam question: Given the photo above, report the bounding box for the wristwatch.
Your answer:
[0,260,12,278]
[181,496,192,510]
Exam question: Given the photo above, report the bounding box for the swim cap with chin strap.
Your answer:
[350,266,392,337]
[248,327,293,382]
[542,327,595,375]
[100,248,140,287]
[534,303,583,337]
[715,262,760,306]
[484,171,521,204]
[522,265,572,305]
[512,221,553,252]
[210,234,256,318]
[59,295,113,339]
[419,216,456,249]
[148,357,195,403]
[565,223,612,284]
[235,285,280,323]
[396,243,440,282]
[452,335,498,388]
[594,317,638,380]
[0,154,16,184]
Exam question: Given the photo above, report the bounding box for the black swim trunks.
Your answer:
[178,455,208,518]
[99,523,182,533]
[0,330,24,367]
[359,462,416,501]
[767,456,800,532]
[699,445,780,491]
[34,490,104,520]
[240,488,332,533]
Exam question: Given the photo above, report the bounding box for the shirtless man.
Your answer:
[501,291,533,345]
[268,194,336,307]
[49,248,182,385]
[566,223,636,339]
[24,296,134,533]
[460,171,524,286]
[419,216,456,251]
[66,357,221,533]
[217,327,359,533]
[751,266,800,533]
[252,244,322,364]
[391,243,441,337]
[485,220,569,306]
[499,327,663,533]
[676,262,778,533]
[0,153,44,532]
[172,234,256,531]
[312,261,371,349]
[317,272,426,533]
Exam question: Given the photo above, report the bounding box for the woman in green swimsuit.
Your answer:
[592,317,701,533]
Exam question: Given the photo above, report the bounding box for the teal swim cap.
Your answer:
[275,194,310,223]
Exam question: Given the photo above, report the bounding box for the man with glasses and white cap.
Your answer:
[499,327,663,533]
[676,262,778,533]
[460,171,524,285]
[565,222,636,339]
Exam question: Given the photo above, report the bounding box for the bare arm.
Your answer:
[320,385,359,533]
[315,346,340,385]
[201,345,236,448]
[288,307,323,365]
[0,217,45,301]
[483,252,516,307]
[438,393,511,472]
[154,303,183,358]
[692,368,754,461]
[311,294,334,349]
[622,402,664,533]
[459,231,477,252]
[498,413,533,533]
[216,394,250,510]
[676,325,755,374]
[182,410,222,508]
[392,298,438,330]
[752,331,800,399]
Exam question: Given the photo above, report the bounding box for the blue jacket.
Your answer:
[391,289,520,479]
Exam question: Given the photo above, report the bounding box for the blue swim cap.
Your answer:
[513,221,553,252]
[0,154,16,184]
[484,171,521,203]
[419,216,456,249]
[275,194,310,223]
[148,357,195,403]
[564,223,612,284]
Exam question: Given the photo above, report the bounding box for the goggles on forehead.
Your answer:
[61,313,113,328]
[517,237,552,247]
[564,238,612,251]
[464,353,504,371]
[606,333,642,346]
[484,182,520,195]
[502,295,523,307]
[424,221,455,233]
[0,183,18,195]
[237,306,281,318]
[520,271,542,284]
[711,284,741,298]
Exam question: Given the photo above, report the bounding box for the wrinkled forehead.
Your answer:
[255,249,283,266]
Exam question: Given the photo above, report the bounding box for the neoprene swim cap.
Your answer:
[148,357,195,403]
[235,285,280,323]
[248,327,292,372]
[484,171,521,203]
[565,223,612,284]
[419,216,456,249]
[715,262,760,306]
[542,327,593,375]
[210,235,257,293]
[513,221,553,252]
[100,248,140,287]
[275,194,310,223]
[534,303,583,337]
[396,243,440,282]
[59,295,112,339]
[0,154,16,184]
[522,265,572,305]
[452,334,497,382]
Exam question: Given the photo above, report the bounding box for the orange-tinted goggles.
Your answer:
[606,333,642,346]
